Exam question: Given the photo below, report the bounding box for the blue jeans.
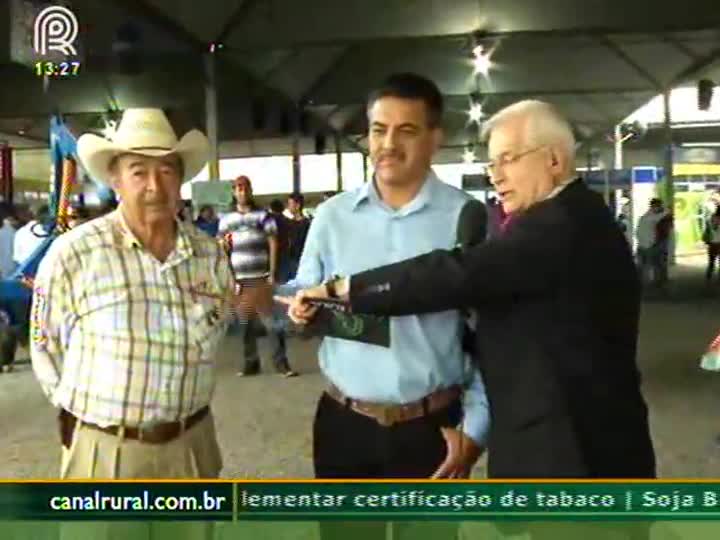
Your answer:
[236,315,289,373]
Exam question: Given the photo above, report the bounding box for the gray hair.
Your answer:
[481,100,576,159]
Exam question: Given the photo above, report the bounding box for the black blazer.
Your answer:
[350,180,656,479]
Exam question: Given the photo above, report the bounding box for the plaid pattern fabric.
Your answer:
[30,210,233,428]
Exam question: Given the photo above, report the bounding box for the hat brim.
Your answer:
[77,129,209,186]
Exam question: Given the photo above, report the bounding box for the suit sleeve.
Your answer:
[349,206,573,316]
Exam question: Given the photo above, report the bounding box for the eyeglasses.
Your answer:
[486,145,545,174]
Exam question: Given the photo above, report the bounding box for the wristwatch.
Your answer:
[324,275,342,298]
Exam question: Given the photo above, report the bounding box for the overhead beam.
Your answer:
[109,0,207,52]
[658,33,704,62]
[300,47,354,103]
[670,44,720,86]
[109,0,366,155]
[257,51,302,85]
[215,0,263,44]
[596,36,663,90]
[324,87,656,110]
[468,86,655,99]
[0,131,49,145]
[222,24,720,53]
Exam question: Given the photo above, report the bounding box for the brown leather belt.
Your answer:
[76,406,210,445]
[326,384,461,427]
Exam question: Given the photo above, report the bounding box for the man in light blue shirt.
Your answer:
[280,74,489,492]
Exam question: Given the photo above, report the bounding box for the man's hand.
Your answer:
[274,285,328,325]
[431,427,484,479]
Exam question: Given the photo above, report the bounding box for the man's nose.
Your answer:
[146,169,161,191]
[382,129,398,150]
[488,170,503,187]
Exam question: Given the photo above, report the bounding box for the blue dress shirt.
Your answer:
[279,172,490,445]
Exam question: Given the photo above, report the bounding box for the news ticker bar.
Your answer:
[4,483,720,521]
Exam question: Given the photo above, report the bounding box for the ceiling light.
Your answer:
[468,103,484,123]
[471,42,492,76]
[671,121,720,129]
[468,93,484,123]
[681,142,720,147]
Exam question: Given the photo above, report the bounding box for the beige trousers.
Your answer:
[60,412,222,479]
[58,414,222,540]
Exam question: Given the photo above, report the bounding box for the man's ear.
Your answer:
[548,147,563,172]
[108,175,121,192]
[549,148,559,167]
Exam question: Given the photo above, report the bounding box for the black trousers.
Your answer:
[313,392,462,540]
[707,243,720,281]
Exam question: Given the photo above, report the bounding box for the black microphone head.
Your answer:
[456,199,488,249]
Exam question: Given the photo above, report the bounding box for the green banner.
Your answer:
[236,482,720,521]
[3,482,720,521]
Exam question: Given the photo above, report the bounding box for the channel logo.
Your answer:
[33,5,79,56]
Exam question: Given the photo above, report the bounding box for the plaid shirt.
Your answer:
[30,210,233,428]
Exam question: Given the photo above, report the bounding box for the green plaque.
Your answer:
[305,310,391,347]
[191,181,234,208]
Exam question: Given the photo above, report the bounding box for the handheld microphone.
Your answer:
[456,199,488,250]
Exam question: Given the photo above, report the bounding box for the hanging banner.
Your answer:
[0,145,13,202]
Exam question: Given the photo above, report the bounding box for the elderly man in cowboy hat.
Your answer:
[30,108,234,479]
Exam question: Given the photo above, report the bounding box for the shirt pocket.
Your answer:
[81,288,131,333]
[189,298,225,362]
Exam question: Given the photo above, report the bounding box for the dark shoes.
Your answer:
[236,362,299,378]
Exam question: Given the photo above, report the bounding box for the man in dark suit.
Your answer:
[279,99,656,479]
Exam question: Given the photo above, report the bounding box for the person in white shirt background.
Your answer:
[0,205,19,279]
[636,197,670,290]
[13,204,49,267]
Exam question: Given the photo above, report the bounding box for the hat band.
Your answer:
[129,146,174,151]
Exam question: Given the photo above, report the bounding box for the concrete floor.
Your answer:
[1,257,720,480]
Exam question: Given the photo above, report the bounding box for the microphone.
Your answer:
[456,199,488,250]
[455,199,487,358]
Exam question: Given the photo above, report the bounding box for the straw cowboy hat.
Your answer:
[77,108,209,186]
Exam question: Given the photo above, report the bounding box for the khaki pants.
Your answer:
[58,413,221,540]
[60,412,222,479]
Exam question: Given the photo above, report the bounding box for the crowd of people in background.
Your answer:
[0,183,331,382]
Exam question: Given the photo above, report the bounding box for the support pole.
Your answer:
[204,53,220,180]
[292,105,301,193]
[335,134,343,192]
[662,89,674,209]
[663,88,676,266]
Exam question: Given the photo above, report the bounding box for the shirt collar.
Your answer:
[112,207,194,261]
[352,169,438,216]
[544,176,579,201]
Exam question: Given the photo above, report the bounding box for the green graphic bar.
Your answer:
[235,482,720,521]
[0,483,233,521]
[3,482,720,521]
